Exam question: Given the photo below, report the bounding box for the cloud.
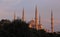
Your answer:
[3,0,15,1]
[1,0,21,3]
[0,0,22,5]
[0,0,22,10]
[42,18,60,25]
[0,0,22,20]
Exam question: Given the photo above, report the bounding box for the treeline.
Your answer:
[0,19,60,37]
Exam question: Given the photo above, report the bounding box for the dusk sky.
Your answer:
[0,0,60,32]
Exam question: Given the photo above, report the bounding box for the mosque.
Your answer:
[14,6,54,33]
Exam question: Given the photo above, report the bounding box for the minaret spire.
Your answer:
[22,8,25,21]
[51,10,54,33]
[39,14,42,29]
[39,14,41,25]
[14,12,16,20]
[35,5,38,30]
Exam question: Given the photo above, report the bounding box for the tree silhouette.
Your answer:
[0,19,60,37]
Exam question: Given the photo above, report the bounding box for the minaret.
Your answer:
[39,14,42,29]
[14,12,16,20]
[51,10,54,33]
[35,6,38,30]
[22,8,25,21]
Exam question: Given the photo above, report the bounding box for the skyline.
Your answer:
[0,0,60,32]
